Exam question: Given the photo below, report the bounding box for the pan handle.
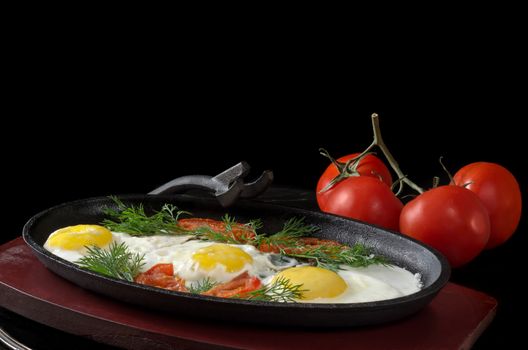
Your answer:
[148,174,245,207]
[147,162,272,207]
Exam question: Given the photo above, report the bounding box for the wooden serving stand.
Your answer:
[0,238,496,349]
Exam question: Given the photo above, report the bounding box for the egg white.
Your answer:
[45,229,423,303]
[113,232,282,284]
[45,245,88,263]
[262,264,422,303]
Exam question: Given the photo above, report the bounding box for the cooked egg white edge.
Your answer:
[340,264,423,296]
[45,230,423,304]
[261,264,422,304]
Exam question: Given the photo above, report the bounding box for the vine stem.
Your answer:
[354,113,424,194]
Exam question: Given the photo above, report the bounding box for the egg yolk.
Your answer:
[192,244,253,273]
[273,266,347,300]
[47,225,113,250]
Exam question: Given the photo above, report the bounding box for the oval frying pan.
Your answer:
[22,166,450,327]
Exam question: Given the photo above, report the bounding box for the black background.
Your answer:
[2,33,527,349]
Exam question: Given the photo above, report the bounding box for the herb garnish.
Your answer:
[193,227,242,244]
[102,196,189,236]
[101,198,387,270]
[283,244,387,271]
[256,217,319,247]
[188,278,218,294]
[242,276,306,302]
[192,214,250,244]
[246,218,263,231]
[76,242,145,282]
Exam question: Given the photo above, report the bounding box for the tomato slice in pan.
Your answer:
[203,272,261,298]
[178,218,256,243]
[135,263,188,292]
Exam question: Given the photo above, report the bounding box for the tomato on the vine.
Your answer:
[317,153,393,191]
[399,185,490,267]
[453,162,521,248]
[317,176,403,231]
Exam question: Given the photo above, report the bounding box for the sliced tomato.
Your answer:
[203,272,261,298]
[178,218,226,231]
[135,263,188,292]
[178,218,256,243]
[143,263,174,276]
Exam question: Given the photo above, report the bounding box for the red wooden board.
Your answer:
[0,238,496,350]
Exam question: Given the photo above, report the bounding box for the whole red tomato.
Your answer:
[400,186,490,267]
[317,176,403,231]
[317,153,393,192]
[453,162,522,249]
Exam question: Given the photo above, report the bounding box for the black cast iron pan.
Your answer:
[22,164,450,328]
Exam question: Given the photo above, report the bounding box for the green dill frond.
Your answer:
[101,198,387,275]
[244,276,306,302]
[246,219,263,231]
[221,214,237,232]
[76,242,145,282]
[193,226,241,244]
[256,217,319,247]
[188,278,218,294]
[283,243,387,271]
[193,214,261,244]
[274,217,319,239]
[102,197,189,236]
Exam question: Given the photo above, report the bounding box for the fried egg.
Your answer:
[265,264,422,303]
[112,232,281,284]
[44,225,114,262]
[44,227,423,303]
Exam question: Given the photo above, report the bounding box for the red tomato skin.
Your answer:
[453,162,522,249]
[318,176,403,231]
[400,186,491,267]
[203,272,261,298]
[316,153,393,192]
[135,263,188,292]
[144,263,174,276]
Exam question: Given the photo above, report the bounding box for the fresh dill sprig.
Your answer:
[221,213,237,232]
[194,226,242,244]
[254,217,385,269]
[76,242,145,282]
[256,217,319,247]
[244,276,307,303]
[102,198,387,271]
[273,217,319,239]
[102,196,189,236]
[193,214,259,244]
[283,243,388,271]
[246,219,263,231]
[188,278,218,294]
[193,214,240,243]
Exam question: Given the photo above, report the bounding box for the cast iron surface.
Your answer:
[22,195,450,327]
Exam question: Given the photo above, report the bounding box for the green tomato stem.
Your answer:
[367,113,424,194]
